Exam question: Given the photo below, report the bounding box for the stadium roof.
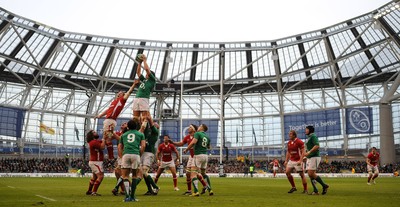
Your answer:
[0,1,399,96]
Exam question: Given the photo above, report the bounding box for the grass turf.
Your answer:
[0,176,399,207]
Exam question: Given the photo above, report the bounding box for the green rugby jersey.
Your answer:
[120,129,145,155]
[135,74,156,98]
[193,131,210,155]
[144,125,159,154]
[305,133,320,158]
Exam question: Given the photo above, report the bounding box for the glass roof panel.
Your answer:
[225,51,248,80]
[168,51,193,81]
[0,27,28,55]
[109,48,139,79]
[383,9,400,37]
[195,52,219,81]
[6,61,35,75]
[15,33,54,66]
[304,39,328,67]
[329,30,362,58]
[251,50,275,78]
[279,45,303,74]
[45,42,82,74]
[73,45,109,75]
[143,50,165,80]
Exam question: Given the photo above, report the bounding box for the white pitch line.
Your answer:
[7,186,15,189]
[36,195,56,202]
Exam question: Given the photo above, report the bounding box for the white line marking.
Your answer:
[36,195,56,201]
[7,186,16,188]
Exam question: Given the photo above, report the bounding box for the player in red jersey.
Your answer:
[284,130,308,194]
[269,159,280,178]
[366,147,380,185]
[111,122,128,195]
[154,135,180,191]
[96,79,139,159]
[85,130,106,196]
[170,124,198,195]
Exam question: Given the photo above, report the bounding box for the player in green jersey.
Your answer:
[139,114,160,195]
[118,119,145,202]
[132,54,156,120]
[184,124,213,196]
[304,125,329,195]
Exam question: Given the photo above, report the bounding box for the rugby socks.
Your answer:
[372,174,378,181]
[310,178,318,193]
[92,180,101,193]
[203,174,212,189]
[192,177,199,193]
[114,177,123,191]
[147,175,159,189]
[144,176,152,192]
[106,143,114,159]
[154,176,159,184]
[287,175,295,188]
[303,181,308,191]
[186,174,192,191]
[88,178,95,192]
[173,175,178,188]
[315,176,327,187]
[131,178,139,199]
[136,178,142,186]
[196,174,208,187]
[123,179,130,198]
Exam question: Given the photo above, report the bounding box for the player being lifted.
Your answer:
[132,54,156,120]
[96,79,139,159]
[184,124,214,196]
[170,124,199,195]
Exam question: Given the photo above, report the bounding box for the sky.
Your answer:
[0,0,391,42]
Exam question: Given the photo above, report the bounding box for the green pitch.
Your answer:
[0,176,399,207]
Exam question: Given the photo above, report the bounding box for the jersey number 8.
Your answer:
[201,137,208,148]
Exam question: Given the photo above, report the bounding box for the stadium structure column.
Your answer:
[379,103,395,164]
[219,46,225,177]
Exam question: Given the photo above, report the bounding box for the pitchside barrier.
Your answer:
[0,173,397,178]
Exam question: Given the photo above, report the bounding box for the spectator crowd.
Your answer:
[0,157,398,174]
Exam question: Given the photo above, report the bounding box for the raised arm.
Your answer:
[140,139,146,156]
[183,138,198,153]
[136,58,143,78]
[142,54,151,76]
[171,140,185,147]
[123,79,140,100]
[99,138,106,150]
[118,142,123,158]
[139,116,148,133]
[96,109,107,119]
[112,132,121,141]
